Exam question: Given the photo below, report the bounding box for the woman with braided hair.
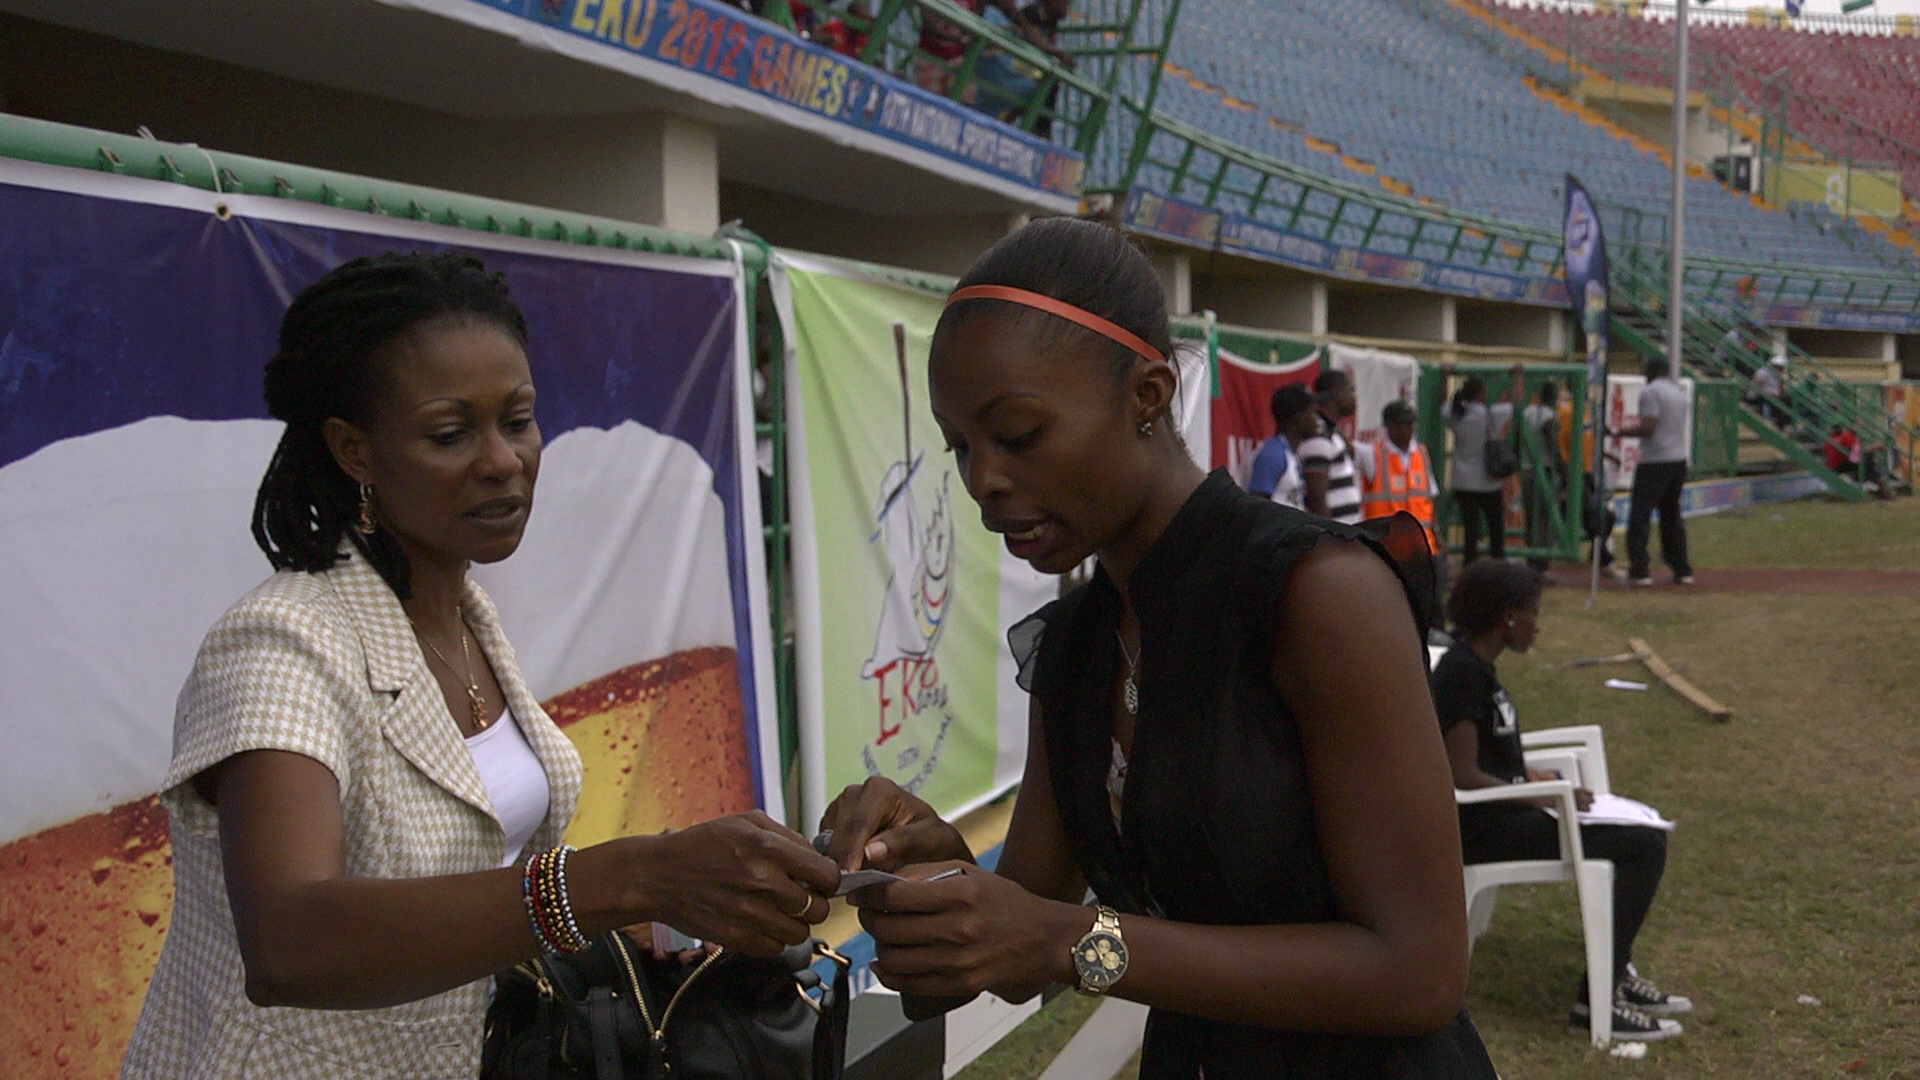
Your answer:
[122,252,839,1079]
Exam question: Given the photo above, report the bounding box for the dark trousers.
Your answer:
[1627,460,1691,580]
[1455,489,1506,564]
[1522,466,1562,568]
[1462,807,1669,985]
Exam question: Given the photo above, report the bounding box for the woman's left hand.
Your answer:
[852,862,1086,999]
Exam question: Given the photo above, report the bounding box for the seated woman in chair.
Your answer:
[1430,560,1692,1043]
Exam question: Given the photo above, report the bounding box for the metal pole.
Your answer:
[1667,0,1689,373]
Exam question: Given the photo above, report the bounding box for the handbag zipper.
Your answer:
[609,931,727,1049]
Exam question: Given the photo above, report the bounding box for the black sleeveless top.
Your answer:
[1010,471,1495,1079]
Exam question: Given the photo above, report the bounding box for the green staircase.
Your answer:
[1605,247,1914,501]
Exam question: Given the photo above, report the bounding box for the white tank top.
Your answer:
[465,710,552,867]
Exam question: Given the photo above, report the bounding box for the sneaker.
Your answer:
[1674,575,1696,586]
[1607,566,1629,584]
[1628,576,1655,587]
[1568,1000,1684,1042]
[1620,969,1693,1016]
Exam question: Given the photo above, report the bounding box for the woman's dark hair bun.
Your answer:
[1447,559,1544,639]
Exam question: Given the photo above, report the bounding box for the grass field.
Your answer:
[955,497,1920,1079]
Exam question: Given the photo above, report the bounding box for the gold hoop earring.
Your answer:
[357,483,379,535]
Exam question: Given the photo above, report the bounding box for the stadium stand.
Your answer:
[1149,0,1919,280]
[1488,0,1920,228]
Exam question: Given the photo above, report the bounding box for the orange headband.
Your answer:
[945,284,1164,363]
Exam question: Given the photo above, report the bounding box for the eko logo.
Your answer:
[858,323,958,794]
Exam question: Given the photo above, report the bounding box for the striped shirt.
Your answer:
[1297,416,1363,525]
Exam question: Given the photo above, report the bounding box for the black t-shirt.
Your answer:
[1430,644,1525,787]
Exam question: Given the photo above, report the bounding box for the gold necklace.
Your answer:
[414,617,492,732]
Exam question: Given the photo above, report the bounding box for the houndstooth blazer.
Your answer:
[122,547,584,1079]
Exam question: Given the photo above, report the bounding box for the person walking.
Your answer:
[1614,359,1693,587]
[1444,363,1524,564]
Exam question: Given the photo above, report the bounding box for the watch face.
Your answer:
[1075,930,1129,990]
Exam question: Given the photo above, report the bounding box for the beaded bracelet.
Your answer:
[549,845,589,952]
[521,847,590,954]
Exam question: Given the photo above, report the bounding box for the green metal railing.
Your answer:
[0,114,753,265]
[1604,244,1917,497]
[1424,361,1594,562]
[781,0,1183,159]
[1609,204,1920,310]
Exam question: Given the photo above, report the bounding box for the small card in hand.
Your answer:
[832,869,901,896]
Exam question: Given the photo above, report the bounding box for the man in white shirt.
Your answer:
[1613,359,1693,586]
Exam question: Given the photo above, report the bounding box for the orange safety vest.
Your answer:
[1362,438,1440,551]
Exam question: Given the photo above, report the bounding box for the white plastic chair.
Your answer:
[1521,724,1612,797]
[1458,778,1615,1047]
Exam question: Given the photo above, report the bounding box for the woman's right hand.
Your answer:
[818,777,972,874]
[620,811,841,957]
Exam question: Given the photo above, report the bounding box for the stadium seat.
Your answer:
[1135,0,1919,279]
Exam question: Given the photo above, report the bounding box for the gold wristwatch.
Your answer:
[1070,905,1129,995]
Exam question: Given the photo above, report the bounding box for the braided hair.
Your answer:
[250,251,529,599]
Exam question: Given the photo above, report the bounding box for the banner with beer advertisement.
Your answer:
[772,256,1057,833]
[0,161,776,1077]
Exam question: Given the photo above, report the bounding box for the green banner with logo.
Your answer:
[775,256,1054,827]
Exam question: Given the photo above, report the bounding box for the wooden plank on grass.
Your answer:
[1628,637,1732,722]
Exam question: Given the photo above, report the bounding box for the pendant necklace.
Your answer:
[1116,629,1140,716]
[414,617,492,732]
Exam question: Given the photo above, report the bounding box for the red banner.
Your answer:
[1213,346,1322,485]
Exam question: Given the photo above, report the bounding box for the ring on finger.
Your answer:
[786,895,815,919]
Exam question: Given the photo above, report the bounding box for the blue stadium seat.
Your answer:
[1139,0,1916,279]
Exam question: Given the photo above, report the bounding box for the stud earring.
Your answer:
[1138,419,1154,439]
[357,483,379,535]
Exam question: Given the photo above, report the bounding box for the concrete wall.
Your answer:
[0,13,721,231]
[1787,328,1892,360]
[1192,274,1327,335]
[720,183,1021,278]
[1456,301,1566,352]
[1328,289,1453,342]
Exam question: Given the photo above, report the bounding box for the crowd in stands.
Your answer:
[726,0,1075,131]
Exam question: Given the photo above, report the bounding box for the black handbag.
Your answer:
[480,931,850,1080]
[1483,410,1519,480]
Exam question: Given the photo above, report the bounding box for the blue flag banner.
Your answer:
[1564,173,1611,586]
[1563,175,1611,392]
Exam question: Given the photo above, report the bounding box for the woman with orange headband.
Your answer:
[818,218,1497,1077]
